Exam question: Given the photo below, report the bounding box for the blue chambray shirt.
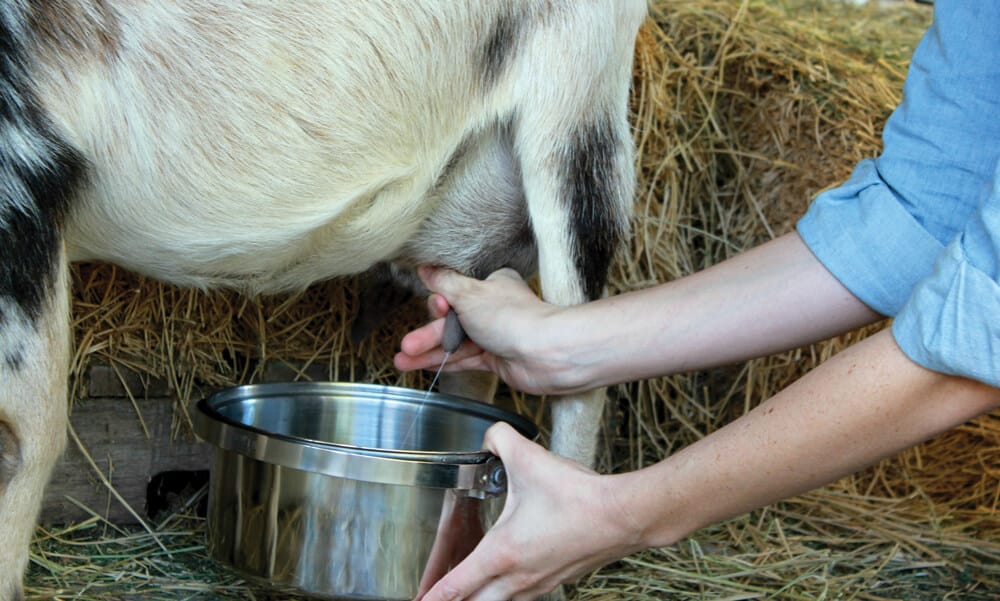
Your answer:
[796,1,1000,387]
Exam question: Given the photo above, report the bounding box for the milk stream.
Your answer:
[401,351,450,449]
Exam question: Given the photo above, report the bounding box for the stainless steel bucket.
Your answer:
[194,382,537,600]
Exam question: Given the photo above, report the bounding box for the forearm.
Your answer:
[610,330,1000,548]
[537,231,882,391]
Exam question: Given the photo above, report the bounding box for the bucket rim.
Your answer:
[194,381,538,492]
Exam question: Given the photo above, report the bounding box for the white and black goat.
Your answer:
[0,1,646,597]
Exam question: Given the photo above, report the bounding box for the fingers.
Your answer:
[425,292,451,320]
[398,265,536,377]
[397,265,507,370]
[394,333,488,373]
[394,316,482,369]
[418,539,550,601]
[416,544,497,601]
[417,520,560,601]
[398,315,448,358]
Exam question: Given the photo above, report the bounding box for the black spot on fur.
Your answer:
[1,7,85,323]
[563,117,627,301]
[479,7,523,91]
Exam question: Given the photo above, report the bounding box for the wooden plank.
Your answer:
[40,395,212,525]
[83,361,172,398]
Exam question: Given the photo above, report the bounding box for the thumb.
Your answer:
[482,421,538,468]
[484,267,528,285]
[418,265,476,300]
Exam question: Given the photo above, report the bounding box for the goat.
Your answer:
[0,1,646,597]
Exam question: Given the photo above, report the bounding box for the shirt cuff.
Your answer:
[892,238,1000,389]
[796,159,944,316]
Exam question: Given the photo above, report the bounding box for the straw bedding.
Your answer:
[27,0,1000,599]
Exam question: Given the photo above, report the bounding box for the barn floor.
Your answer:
[24,520,1000,600]
[25,484,1000,601]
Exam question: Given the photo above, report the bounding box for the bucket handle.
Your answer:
[465,456,507,499]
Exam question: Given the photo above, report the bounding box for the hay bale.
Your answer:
[32,0,1000,599]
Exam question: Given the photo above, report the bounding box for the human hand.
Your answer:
[415,422,644,601]
[394,266,580,395]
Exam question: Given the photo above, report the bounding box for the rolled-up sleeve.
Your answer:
[892,165,1000,387]
[796,1,1000,387]
[796,160,943,317]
